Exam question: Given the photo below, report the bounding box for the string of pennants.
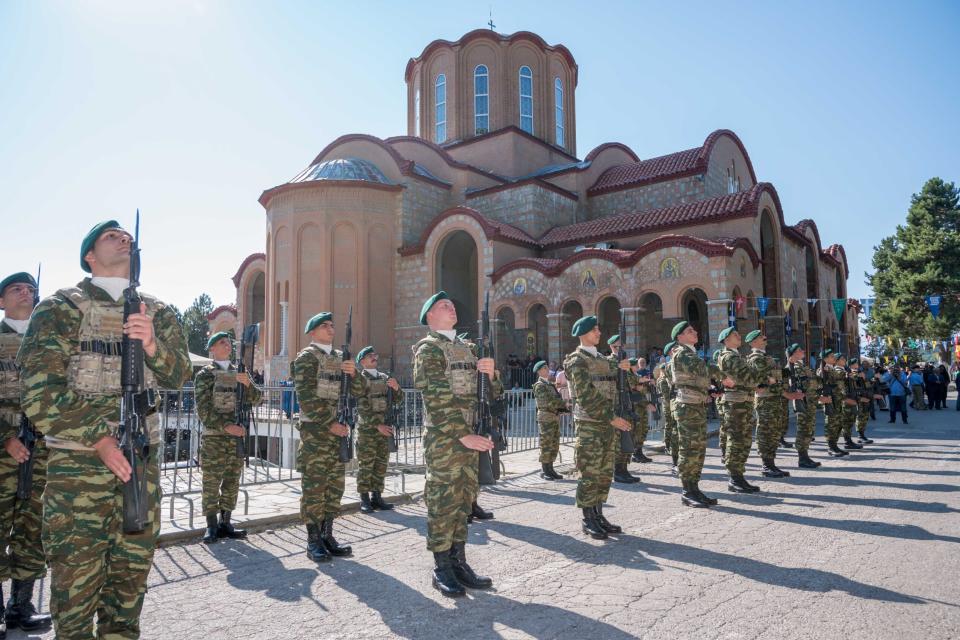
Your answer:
[734,294,951,322]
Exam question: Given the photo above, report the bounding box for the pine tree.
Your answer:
[182,293,214,355]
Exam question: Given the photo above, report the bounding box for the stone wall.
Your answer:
[588,175,705,219]
[399,179,452,245]
[467,183,578,238]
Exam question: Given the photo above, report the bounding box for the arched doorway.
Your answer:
[560,300,583,360]
[495,306,517,368]
[681,288,709,350]
[639,292,665,357]
[527,303,548,362]
[804,244,819,325]
[596,296,621,353]
[245,271,265,326]
[436,231,478,335]
[760,209,780,315]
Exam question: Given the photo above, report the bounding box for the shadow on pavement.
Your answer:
[206,539,321,604]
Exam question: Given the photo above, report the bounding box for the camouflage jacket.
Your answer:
[715,346,763,403]
[818,364,847,408]
[655,369,673,418]
[745,348,783,399]
[0,320,25,439]
[291,344,363,428]
[787,360,822,401]
[17,279,190,448]
[413,331,477,440]
[533,378,566,423]
[564,346,616,424]
[194,363,263,436]
[668,343,722,404]
[355,369,403,428]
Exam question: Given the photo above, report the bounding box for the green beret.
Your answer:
[629,357,638,366]
[420,291,449,325]
[0,272,37,296]
[606,334,620,346]
[80,220,123,273]
[670,321,689,341]
[849,358,859,366]
[744,329,763,344]
[533,360,548,374]
[835,353,846,361]
[787,343,802,356]
[663,341,675,353]
[206,331,231,351]
[304,311,333,333]
[820,348,834,358]
[356,345,375,363]
[457,332,469,341]
[718,326,736,343]
[571,315,598,337]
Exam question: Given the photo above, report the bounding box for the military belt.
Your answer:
[721,390,753,403]
[79,339,124,356]
[590,375,616,382]
[317,373,342,382]
[448,363,476,371]
[674,388,709,404]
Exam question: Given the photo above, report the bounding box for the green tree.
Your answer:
[182,293,214,355]
[866,177,960,345]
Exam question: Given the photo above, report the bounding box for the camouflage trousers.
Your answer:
[538,419,560,464]
[671,400,708,483]
[615,418,634,465]
[663,409,678,460]
[0,438,48,581]
[779,398,791,441]
[795,402,818,454]
[296,423,345,523]
[200,435,243,514]
[634,409,650,448]
[574,419,614,508]
[856,405,869,437]
[824,402,843,442]
[44,447,160,640]
[717,401,728,459]
[841,406,857,439]
[720,400,755,475]
[423,428,477,553]
[356,423,390,493]
[754,397,783,459]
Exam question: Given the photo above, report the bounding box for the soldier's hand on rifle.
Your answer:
[721,377,736,388]
[340,361,356,377]
[376,424,394,437]
[123,302,157,358]
[236,372,252,387]
[611,416,631,431]
[459,434,495,451]
[617,360,631,371]
[843,398,857,406]
[817,395,831,404]
[477,358,495,378]
[93,436,132,482]
[330,422,350,437]
[225,424,246,437]
[4,436,30,464]
[386,377,400,391]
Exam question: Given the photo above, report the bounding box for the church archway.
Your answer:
[681,287,709,349]
[760,208,781,315]
[596,296,621,352]
[436,230,478,335]
[560,300,583,360]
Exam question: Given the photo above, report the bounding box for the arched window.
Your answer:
[414,88,421,137]
[474,65,489,135]
[435,74,447,143]
[519,66,533,134]
[554,77,564,147]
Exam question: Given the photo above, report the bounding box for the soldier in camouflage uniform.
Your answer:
[532,360,566,480]
[837,355,863,450]
[713,327,764,493]
[564,316,633,539]
[291,311,363,563]
[668,321,734,508]
[353,345,403,514]
[629,357,657,464]
[414,291,495,597]
[0,272,52,634]
[605,335,639,484]
[785,344,828,468]
[818,349,853,457]
[848,359,876,444]
[744,330,802,478]
[18,220,191,639]
[656,341,679,475]
[194,331,263,543]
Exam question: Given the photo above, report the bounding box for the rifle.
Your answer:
[788,363,807,414]
[844,368,859,417]
[475,292,496,486]
[118,211,151,534]
[234,324,259,459]
[614,310,636,454]
[384,349,400,454]
[819,366,836,417]
[336,306,355,463]
[15,265,41,501]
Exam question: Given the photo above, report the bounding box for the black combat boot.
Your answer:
[202,512,219,544]
[4,580,51,632]
[719,443,727,465]
[432,552,466,597]
[827,440,849,457]
[780,437,794,448]
[470,501,494,521]
[762,458,786,477]
[449,542,493,589]
[857,431,874,444]
[613,463,639,484]
[305,523,331,563]
[728,474,756,493]
[540,463,563,480]
[797,451,821,468]
[218,510,247,539]
[581,507,608,539]
[681,481,710,508]
[695,486,719,505]
[319,517,352,557]
[843,436,863,450]
[594,504,623,533]
[631,449,652,463]
[371,492,394,510]
[360,492,374,513]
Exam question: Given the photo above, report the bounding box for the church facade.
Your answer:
[231,29,859,380]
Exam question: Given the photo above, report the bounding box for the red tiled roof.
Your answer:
[587,129,758,196]
[539,183,775,248]
[824,243,848,275]
[207,304,237,321]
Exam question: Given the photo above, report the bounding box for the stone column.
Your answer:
[547,313,564,366]
[706,299,732,355]
[279,301,289,356]
[620,306,643,358]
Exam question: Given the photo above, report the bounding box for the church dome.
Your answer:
[291,157,394,185]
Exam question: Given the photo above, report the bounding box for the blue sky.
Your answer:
[1,0,958,311]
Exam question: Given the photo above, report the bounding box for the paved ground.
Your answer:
[14,400,960,639]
